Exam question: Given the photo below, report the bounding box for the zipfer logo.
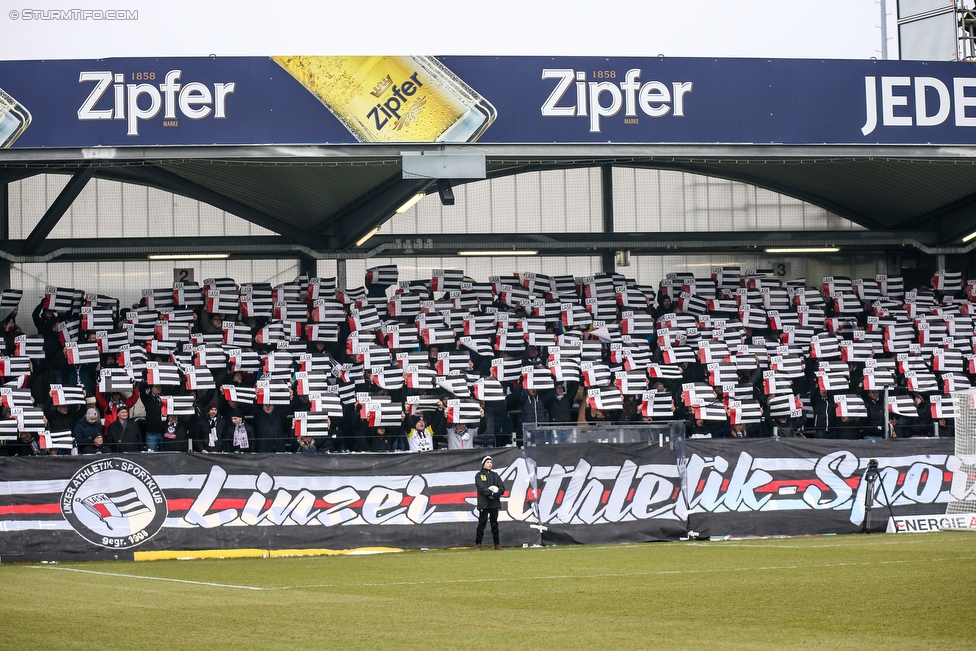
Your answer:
[61,459,167,549]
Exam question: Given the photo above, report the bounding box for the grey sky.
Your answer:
[0,0,891,60]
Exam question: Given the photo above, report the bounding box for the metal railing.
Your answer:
[522,422,686,448]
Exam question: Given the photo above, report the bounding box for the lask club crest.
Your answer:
[61,459,167,549]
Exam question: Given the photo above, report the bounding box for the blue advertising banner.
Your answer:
[1,56,975,149]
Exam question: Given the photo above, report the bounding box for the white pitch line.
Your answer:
[32,565,269,591]
[274,555,975,590]
[688,536,974,550]
[32,552,976,593]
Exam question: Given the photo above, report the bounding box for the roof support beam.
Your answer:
[325,177,432,251]
[120,165,312,244]
[627,161,896,232]
[0,168,42,186]
[601,165,616,274]
[24,167,94,254]
[0,229,946,262]
[926,191,976,244]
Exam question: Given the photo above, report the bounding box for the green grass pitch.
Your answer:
[1,533,973,651]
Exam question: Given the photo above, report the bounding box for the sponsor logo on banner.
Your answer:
[77,70,236,136]
[541,68,693,133]
[861,76,976,137]
[886,513,976,533]
[60,459,167,549]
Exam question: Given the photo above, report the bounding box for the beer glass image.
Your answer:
[0,87,31,148]
[273,56,496,143]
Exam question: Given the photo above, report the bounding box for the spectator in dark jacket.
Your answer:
[194,402,226,453]
[861,389,886,438]
[6,430,40,456]
[32,301,68,385]
[808,386,836,438]
[544,382,575,444]
[75,408,108,454]
[369,425,403,452]
[225,409,254,452]
[160,414,188,452]
[46,401,83,434]
[511,384,547,430]
[1,309,22,356]
[479,398,510,447]
[106,406,141,453]
[139,382,166,451]
[545,382,573,424]
[254,403,291,453]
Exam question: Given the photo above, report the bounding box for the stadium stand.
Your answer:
[0,264,965,456]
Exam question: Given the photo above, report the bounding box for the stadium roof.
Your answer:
[2,142,975,263]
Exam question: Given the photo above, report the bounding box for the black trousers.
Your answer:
[475,507,500,545]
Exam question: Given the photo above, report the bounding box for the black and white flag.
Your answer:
[388,294,422,318]
[305,323,341,343]
[0,289,22,310]
[640,390,675,418]
[173,282,204,307]
[834,394,868,418]
[39,430,74,450]
[769,394,804,418]
[161,395,197,416]
[184,367,217,391]
[145,362,182,386]
[306,277,338,301]
[365,265,399,287]
[371,367,405,391]
[43,286,75,313]
[0,356,31,377]
[437,374,471,397]
[310,299,346,324]
[0,387,33,409]
[587,387,623,411]
[10,406,46,432]
[192,345,228,369]
[222,385,256,404]
[457,336,495,358]
[445,399,482,425]
[365,402,404,428]
[13,335,43,358]
[522,367,555,391]
[80,307,114,331]
[431,269,464,292]
[309,392,344,418]
[255,382,292,405]
[472,378,505,402]
[222,323,252,348]
[293,411,332,437]
[274,301,309,323]
[49,384,87,406]
[96,330,130,354]
[614,369,647,395]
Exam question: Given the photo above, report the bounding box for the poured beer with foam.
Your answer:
[273,56,496,143]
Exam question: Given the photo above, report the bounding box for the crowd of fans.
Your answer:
[0,264,964,457]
